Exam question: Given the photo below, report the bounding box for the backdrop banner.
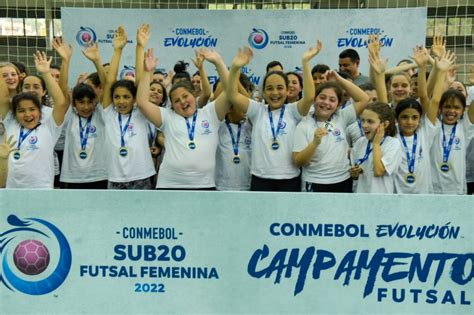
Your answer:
[61,8,427,88]
[1,191,472,314]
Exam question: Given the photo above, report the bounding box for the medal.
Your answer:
[119,146,128,157]
[79,115,92,159]
[355,137,386,166]
[15,124,41,161]
[404,173,416,184]
[185,110,198,150]
[79,150,88,160]
[268,105,285,151]
[13,151,21,160]
[440,123,456,173]
[324,121,334,132]
[440,162,450,172]
[225,118,242,162]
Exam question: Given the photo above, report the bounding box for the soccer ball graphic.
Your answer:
[254,34,264,44]
[13,240,50,275]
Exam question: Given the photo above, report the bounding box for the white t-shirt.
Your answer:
[5,116,62,188]
[247,100,302,179]
[215,119,252,191]
[101,105,156,183]
[346,119,365,148]
[293,106,356,184]
[157,101,221,188]
[394,117,437,194]
[466,137,474,184]
[430,117,474,194]
[352,136,402,193]
[60,106,108,183]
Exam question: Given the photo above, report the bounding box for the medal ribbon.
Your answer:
[17,124,41,151]
[225,118,242,157]
[441,123,457,164]
[79,115,92,152]
[185,110,198,144]
[355,137,386,166]
[268,105,285,143]
[118,112,132,148]
[400,131,417,174]
[357,119,364,137]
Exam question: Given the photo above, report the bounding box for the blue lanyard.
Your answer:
[185,111,198,143]
[441,123,457,163]
[400,131,417,174]
[118,112,132,148]
[79,115,92,151]
[17,124,41,150]
[225,118,242,156]
[147,123,156,146]
[268,105,285,142]
[355,137,386,166]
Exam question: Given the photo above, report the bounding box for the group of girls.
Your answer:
[0,26,472,195]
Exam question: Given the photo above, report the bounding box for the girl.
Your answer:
[136,48,230,189]
[286,71,302,103]
[60,83,108,189]
[292,70,369,193]
[227,42,322,191]
[351,102,402,193]
[101,26,156,189]
[0,62,20,98]
[393,50,453,194]
[430,88,474,194]
[4,51,68,188]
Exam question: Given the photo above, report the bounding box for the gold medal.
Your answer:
[404,173,416,184]
[440,162,450,172]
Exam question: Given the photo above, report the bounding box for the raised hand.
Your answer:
[113,26,128,50]
[137,24,150,47]
[368,46,388,75]
[81,42,101,63]
[191,50,205,69]
[367,34,381,56]
[52,37,72,61]
[198,48,222,65]
[313,127,328,146]
[231,46,253,68]
[435,50,456,72]
[33,51,52,74]
[374,124,385,145]
[144,48,158,72]
[412,45,430,67]
[302,40,322,62]
[0,134,16,160]
[322,69,340,82]
[431,35,446,59]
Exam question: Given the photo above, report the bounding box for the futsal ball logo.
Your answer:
[28,136,38,144]
[120,65,136,80]
[248,28,269,50]
[76,26,97,47]
[1,215,72,295]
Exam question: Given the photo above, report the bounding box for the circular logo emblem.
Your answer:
[248,28,269,50]
[14,240,50,276]
[29,136,38,144]
[201,120,210,128]
[76,26,97,47]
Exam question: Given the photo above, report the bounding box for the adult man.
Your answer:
[338,49,370,86]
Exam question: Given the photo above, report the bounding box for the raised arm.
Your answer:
[0,77,10,118]
[52,37,73,104]
[368,35,388,103]
[372,124,386,177]
[102,26,128,108]
[0,133,16,187]
[199,48,230,120]
[325,69,369,116]
[227,46,253,114]
[135,23,150,86]
[34,51,68,125]
[192,50,211,107]
[427,35,446,97]
[412,46,430,114]
[296,40,322,116]
[136,48,163,128]
[426,50,456,124]
[82,42,107,101]
[385,62,417,76]
[292,127,328,167]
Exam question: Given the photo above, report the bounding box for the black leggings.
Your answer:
[250,175,301,192]
[305,177,353,193]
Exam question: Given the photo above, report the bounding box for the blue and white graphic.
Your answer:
[119,65,136,80]
[0,215,72,295]
[76,26,97,47]
[248,28,269,50]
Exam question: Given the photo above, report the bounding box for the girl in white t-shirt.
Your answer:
[292,70,370,192]
[227,42,322,191]
[136,48,231,189]
[4,51,68,189]
[351,103,402,193]
[101,26,155,189]
[60,83,108,188]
